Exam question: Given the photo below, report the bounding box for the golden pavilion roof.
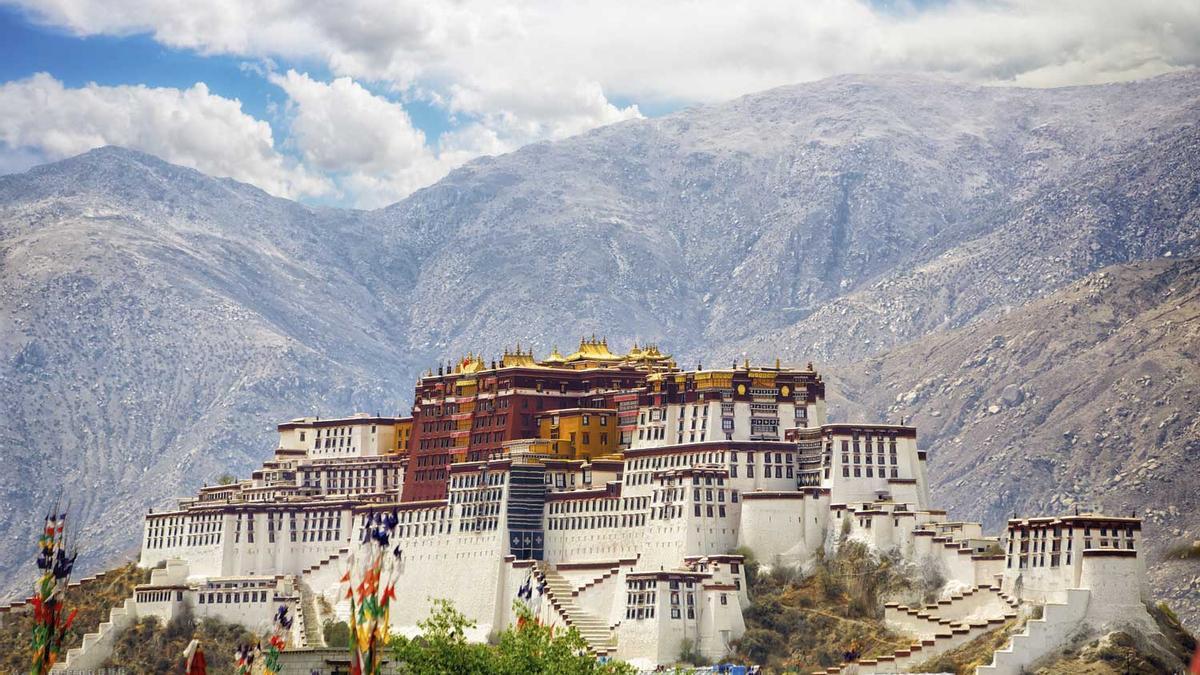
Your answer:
[627,342,671,362]
[500,344,538,368]
[456,353,486,374]
[540,345,567,365]
[564,336,623,362]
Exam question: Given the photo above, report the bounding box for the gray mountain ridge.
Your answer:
[1,72,1197,625]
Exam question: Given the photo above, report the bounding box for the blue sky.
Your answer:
[0,0,1195,208]
[0,5,457,145]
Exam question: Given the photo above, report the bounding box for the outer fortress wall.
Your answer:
[737,492,808,565]
[349,510,515,640]
[1078,550,1149,627]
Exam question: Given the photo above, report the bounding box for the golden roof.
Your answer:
[565,336,623,362]
[501,343,538,368]
[626,341,671,362]
[457,353,486,374]
[540,345,566,365]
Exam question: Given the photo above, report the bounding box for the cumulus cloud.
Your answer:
[13,1,1200,101]
[4,0,1199,205]
[0,73,329,199]
[267,69,497,208]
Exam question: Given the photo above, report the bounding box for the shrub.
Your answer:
[678,637,708,666]
[324,619,350,648]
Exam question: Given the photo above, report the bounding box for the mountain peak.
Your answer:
[0,144,285,211]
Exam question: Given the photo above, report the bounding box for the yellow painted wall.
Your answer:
[537,410,619,460]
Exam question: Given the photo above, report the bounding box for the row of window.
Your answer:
[451,472,506,489]
[197,590,269,605]
[842,466,900,478]
[137,590,183,603]
[548,513,647,530]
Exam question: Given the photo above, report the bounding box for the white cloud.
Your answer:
[3,0,1199,206]
[12,1,1199,102]
[0,73,329,199]
[267,69,494,208]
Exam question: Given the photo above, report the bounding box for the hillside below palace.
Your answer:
[50,340,1164,673]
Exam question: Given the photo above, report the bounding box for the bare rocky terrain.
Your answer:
[0,72,1196,624]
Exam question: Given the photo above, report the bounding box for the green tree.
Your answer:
[324,620,350,648]
[493,603,635,675]
[389,599,635,675]
[390,599,497,674]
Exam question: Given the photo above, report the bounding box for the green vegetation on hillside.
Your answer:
[727,542,920,672]
[0,562,149,672]
[389,599,635,674]
[102,606,257,674]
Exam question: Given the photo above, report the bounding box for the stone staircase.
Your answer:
[51,596,138,673]
[818,585,1019,675]
[884,585,1018,640]
[575,566,623,595]
[301,547,349,576]
[534,563,617,657]
[976,588,1090,674]
[296,578,326,648]
[298,547,351,630]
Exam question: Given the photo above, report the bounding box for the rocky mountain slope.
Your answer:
[377,72,1200,362]
[0,149,420,591]
[1,73,1197,614]
[831,257,1200,626]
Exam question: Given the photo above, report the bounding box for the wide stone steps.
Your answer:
[535,563,616,656]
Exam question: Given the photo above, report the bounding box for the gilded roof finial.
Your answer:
[775,357,781,369]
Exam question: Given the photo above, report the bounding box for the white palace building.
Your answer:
[51,345,1164,673]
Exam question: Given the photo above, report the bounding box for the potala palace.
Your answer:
[53,340,1164,672]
